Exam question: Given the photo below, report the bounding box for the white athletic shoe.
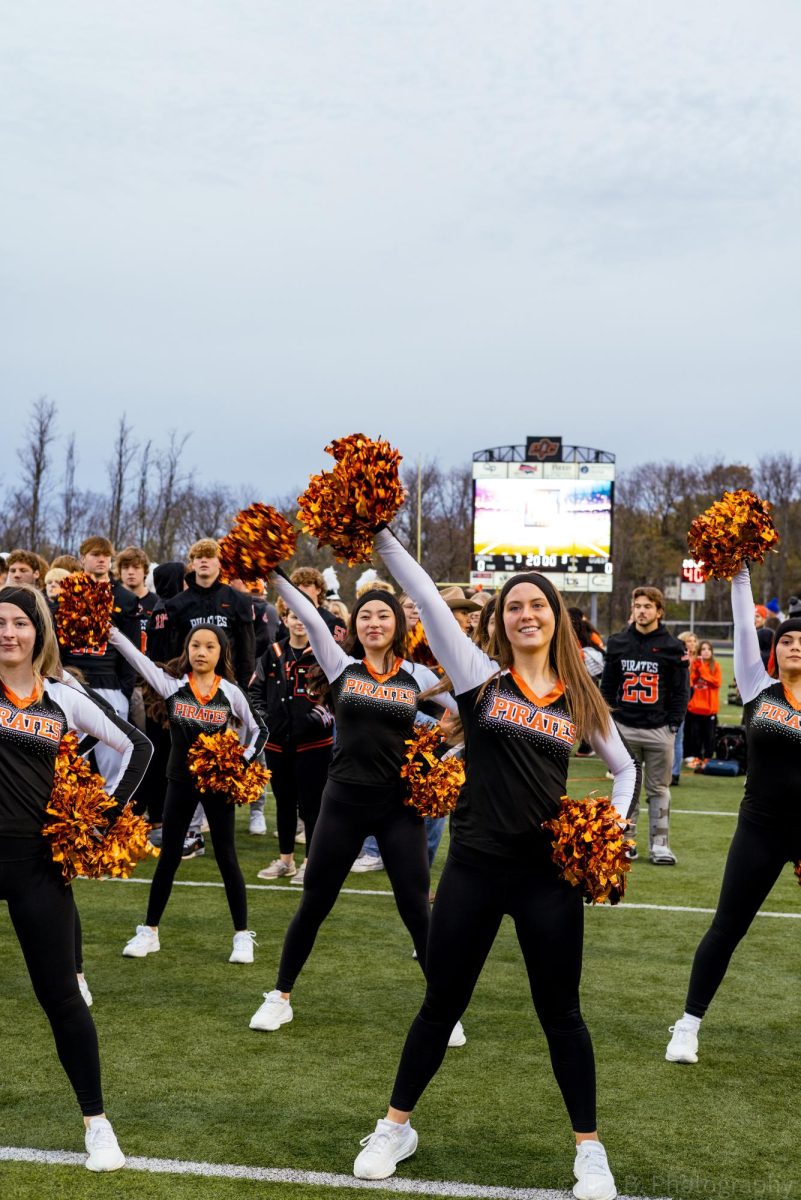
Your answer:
[351,854,384,873]
[665,1018,699,1064]
[296,819,306,845]
[353,1118,418,1180]
[447,1021,466,1048]
[249,989,293,1031]
[290,862,306,885]
[122,926,160,958]
[257,858,297,880]
[249,811,267,835]
[85,1117,125,1172]
[229,931,257,964]
[77,975,93,1007]
[572,1140,616,1200]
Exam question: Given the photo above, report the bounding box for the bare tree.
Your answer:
[755,454,801,603]
[152,432,190,559]
[16,396,57,552]
[134,439,153,547]
[106,416,137,547]
[58,434,79,552]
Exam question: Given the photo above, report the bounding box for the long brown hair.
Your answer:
[481,573,612,741]
[164,625,235,682]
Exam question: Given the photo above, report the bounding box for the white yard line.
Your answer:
[0,1145,669,1200]
[672,809,738,816]
[76,876,801,920]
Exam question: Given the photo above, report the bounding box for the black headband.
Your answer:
[0,586,47,655]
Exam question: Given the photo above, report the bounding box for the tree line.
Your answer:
[3,398,799,629]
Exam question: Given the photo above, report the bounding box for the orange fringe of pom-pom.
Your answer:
[406,620,439,669]
[219,503,297,584]
[543,793,634,905]
[401,726,465,819]
[297,433,406,565]
[187,729,271,806]
[794,860,801,888]
[687,489,779,582]
[41,733,158,882]
[55,573,114,652]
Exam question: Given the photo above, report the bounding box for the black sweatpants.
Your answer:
[267,744,331,856]
[0,837,103,1116]
[683,713,717,760]
[275,779,429,993]
[390,842,597,1134]
[686,812,801,1018]
[145,782,247,929]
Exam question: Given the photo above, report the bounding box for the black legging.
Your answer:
[145,782,247,929]
[267,744,331,856]
[390,841,596,1134]
[0,838,103,1116]
[275,779,429,993]
[686,811,801,1018]
[74,903,84,974]
[683,713,717,760]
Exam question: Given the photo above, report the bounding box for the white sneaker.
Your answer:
[249,989,293,1031]
[290,862,306,885]
[296,820,306,845]
[573,1140,616,1200]
[257,858,297,879]
[230,931,257,964]
[353,1118,418,1180]
[122,926,160,958]
[666,1018,699,1063]
[85,1117,125,1172]
[351,854,384,873]
[77,975,93,1007]
[249,811,267,835]
[650,844,677,866]
[447,1020,466,1048]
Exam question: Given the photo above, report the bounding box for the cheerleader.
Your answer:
[351,529,637,1200]
[248,572,458,1035]
[666,569,801,1064]
[0,585,151,1170]
[109,625,267,963]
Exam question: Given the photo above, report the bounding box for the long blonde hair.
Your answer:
[0,584,63,692]
[481,573,611,741]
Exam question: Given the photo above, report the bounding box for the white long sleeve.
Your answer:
[109,627,182,700]
[270,573,353,683]
[588,722,639,821]
[732,568,772,704]
[375,527,494,696]
[404,661,459,714]
[223,681,268,761]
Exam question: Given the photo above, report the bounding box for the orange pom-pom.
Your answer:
[42,733,157,881]
[297,433,406,565]
[187,729,271,806]
[401,726,464,819]
[688,490,779,582]
[54,573,114,652]
[219,504,297,584]
[406,620,439,669]
[543,793,633,905]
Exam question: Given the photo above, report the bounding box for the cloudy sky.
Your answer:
[2,1,800,498]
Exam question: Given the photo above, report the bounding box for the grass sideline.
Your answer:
[2,676,800,1200]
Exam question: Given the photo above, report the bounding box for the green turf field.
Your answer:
[2,662,799,1200]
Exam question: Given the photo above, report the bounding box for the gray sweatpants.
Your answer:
[614,722,675,851]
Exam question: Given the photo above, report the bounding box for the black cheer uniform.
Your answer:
[0,677,150,1115]
[269,573,455,994]
[684,569,801,1018]
[250,639,334,855]
[109,629,266,930]
[375,528,637,1132]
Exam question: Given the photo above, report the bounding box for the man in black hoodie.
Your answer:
[146,539,255,688]
[601,586,690,866]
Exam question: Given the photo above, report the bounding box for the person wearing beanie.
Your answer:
[666,567,801,1066]
[248,569,459,1044]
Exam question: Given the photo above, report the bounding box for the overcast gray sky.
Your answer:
[3,0,800,497]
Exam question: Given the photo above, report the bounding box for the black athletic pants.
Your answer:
[145,782,247,929]
[390,841,597,1134]
[683,713,717,760]
[275,779,430,993]
[686,811,801,1018]
[0,837,103,1116]
[267,744,331,856]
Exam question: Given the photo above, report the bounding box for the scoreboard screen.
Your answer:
[471,462,614,592]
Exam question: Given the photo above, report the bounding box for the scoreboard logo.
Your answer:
[525,436,562,462]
